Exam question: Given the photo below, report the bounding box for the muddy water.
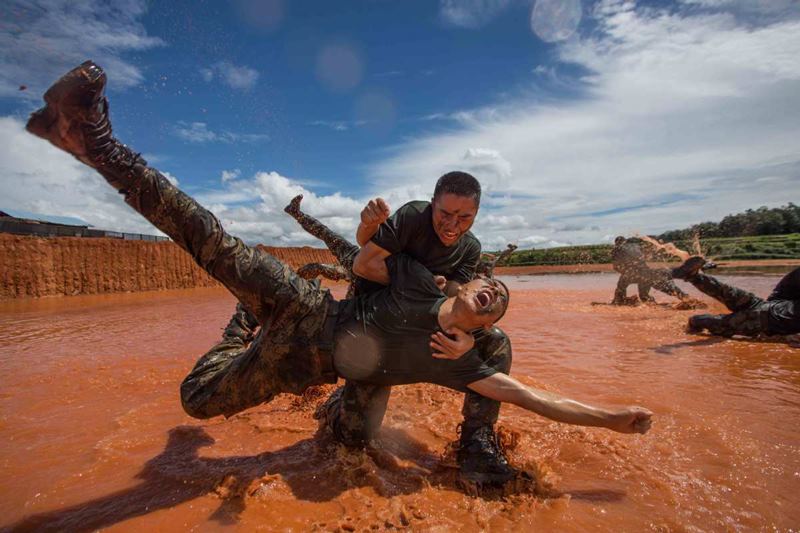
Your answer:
[1,274,798,531]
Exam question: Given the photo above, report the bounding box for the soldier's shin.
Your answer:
[462,327,511,428]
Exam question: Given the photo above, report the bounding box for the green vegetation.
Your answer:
[658,203,800,241]
[501,234,800,266]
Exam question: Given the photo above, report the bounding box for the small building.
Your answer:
[0,208,168,241]
[0,208,91,237]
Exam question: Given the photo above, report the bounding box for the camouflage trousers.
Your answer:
[687,272,773,337]
[285,195,359,272]
[325,327,513,447]
[285,195,358,298]
[297,263,350,282]
[614,266,688,302]
[96,158,338,419]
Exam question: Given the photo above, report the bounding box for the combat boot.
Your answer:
[457,424,516,486]
[313,386,365,447]
[222,303,260,345]
[284,194,304,217]
[27,60,145,192]
[671,256,708,280]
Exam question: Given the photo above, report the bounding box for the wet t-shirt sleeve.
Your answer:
[433,349,499,392]
[371,202,421,254]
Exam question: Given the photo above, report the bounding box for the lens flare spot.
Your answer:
[530,0,582,43]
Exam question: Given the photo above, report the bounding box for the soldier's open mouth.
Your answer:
[475,290,493,309]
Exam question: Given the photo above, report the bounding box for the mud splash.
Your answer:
[1,274,798,531]
[638,234,692,261]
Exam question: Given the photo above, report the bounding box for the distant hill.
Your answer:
[658,203,800,241]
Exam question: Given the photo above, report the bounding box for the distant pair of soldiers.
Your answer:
[611,236,696,306]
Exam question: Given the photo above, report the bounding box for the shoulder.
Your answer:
[396,200,431,217]
[461,231,481,253]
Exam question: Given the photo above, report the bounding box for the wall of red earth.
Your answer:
[0,234,335,300]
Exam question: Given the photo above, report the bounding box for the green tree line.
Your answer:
[658,203,800,241]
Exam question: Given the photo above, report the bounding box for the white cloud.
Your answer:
[174,122,269,144]
[439,0,514,28]
[366,1,800,248]
[308,120,361,132]
[200,61,260,91]
[1,115,368,246]
[0,116,166,236]
[221,169,241,183]
[0,0,164,98]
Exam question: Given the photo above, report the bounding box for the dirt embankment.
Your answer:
[494,259,800,276]
[0,234,335,300]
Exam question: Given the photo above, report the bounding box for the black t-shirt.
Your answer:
[370,201,481,284]
[334,254,497,392]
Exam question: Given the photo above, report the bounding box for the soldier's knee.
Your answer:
[476,327,512,373]
[179,378,216,419]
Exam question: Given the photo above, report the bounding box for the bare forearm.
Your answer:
[352,254,390,284]
[469,374,613,429]
[515,388,615,428]
[356,223,379,247]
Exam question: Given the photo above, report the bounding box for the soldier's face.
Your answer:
[431,193,478,247]
[456,277,508,327]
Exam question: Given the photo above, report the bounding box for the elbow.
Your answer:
[352,253,368,277]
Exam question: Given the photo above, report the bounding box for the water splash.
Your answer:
[638,235,691,261]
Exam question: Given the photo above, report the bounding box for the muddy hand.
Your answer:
[609,406,653,434]
[431,327,475,360]
[361,198,391,227]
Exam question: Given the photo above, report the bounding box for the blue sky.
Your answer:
[1,0,798,250]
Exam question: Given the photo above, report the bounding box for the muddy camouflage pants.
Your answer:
[98,160,336,419]
[286,197,358,298]
[285,197,359,273]
[615,266,688,302]
[328,327,513,447]
[687,273,772,337]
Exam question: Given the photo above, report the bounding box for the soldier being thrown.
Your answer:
[673,258,799,338]
[26,61,653,467]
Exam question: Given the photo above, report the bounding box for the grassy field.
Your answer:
[501,233,800,266]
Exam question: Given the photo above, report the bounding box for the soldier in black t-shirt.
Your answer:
[319,172,520,486]
[673,259,800,337]
[27,61,653,490]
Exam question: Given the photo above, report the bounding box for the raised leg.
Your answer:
[688,309,766,338]
[26,61,328,328]
[285,194,359,270]
[297,263,350,282]
[688,272,763,312]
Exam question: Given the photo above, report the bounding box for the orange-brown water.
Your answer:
[1,274,798,531]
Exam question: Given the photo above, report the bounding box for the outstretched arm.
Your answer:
[467,373,652,434]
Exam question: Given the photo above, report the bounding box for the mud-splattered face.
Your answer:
[455,277,509,327]
[431,193,478,247]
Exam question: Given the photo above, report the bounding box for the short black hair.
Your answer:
[614,236,626,245]
[433,171,481,206]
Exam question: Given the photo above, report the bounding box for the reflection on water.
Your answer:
[0,274,798,531]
